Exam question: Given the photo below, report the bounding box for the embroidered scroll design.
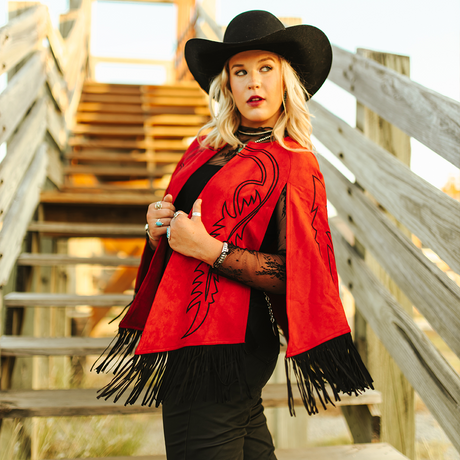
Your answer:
[182,147,280,339]
[310,175,336,283]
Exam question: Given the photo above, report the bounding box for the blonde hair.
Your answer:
[197,55,313,152]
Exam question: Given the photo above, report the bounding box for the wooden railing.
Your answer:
[177,11,460,455]
[0,0,90,288]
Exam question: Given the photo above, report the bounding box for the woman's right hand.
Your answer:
[146,194,175,250]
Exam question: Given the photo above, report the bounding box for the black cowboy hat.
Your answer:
[185,10,332,97]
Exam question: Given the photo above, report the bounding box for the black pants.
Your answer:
[162,345,279,459]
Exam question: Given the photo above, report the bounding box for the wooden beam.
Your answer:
[0,50,46,145]
[69,137,189,150]
[28,221,145,237]
[329,45,460,168]
[0,97,47,220]
[0,336,112,356]
[0,145,48,287]
[66,150,183,163]
[3,292,132,307]
[0,4,47,76]
[45,50,69,112]
[75,112,146,124]
[310,99,460,275]
[318,155,460,358]
[40,190,160,205]
[17,254,140,266]
[330,225,460,452]
[64,165,173,177]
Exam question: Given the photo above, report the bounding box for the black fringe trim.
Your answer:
[95,343,248,407]
[285,333,373,416]
[91,327,142,375]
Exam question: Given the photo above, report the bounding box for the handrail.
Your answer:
[0,0,90,287]
[329,45,460,168]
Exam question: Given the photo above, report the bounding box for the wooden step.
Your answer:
[81,93,143,105]
[40,190,160,205]
[144,114,209,126]
[66,150,183,164]
[69,137,189,151]
[0,336,112,356]
[72,124,200,138]
[77,102,210,116]
[16,254,141,266]
[0,385,381,419]
[75,112,146,125]
[49,444,408,460]
[142,96,208,107]
[28,221,144,237]
[64,165,172,178]
[82,83,142,95]
[3,292,132,307]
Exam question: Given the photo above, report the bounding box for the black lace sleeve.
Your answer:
[213,187,287,294]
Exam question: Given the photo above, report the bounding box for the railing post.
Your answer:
[355,49,415,459]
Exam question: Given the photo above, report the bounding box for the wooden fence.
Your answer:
[0,0,90,288]
[174,7,460,455]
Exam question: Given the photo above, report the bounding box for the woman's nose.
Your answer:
[248,72,261,89]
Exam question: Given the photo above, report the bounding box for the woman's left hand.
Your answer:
[168,199,223,266]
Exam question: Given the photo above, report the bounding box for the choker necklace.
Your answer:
[237,134,272,153]
[238,129,273,136]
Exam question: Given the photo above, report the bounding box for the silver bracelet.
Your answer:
[213,242,229,269]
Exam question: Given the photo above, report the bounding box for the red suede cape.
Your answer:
[95,137,373,414]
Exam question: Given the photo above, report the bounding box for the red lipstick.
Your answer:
[247,95,265,107]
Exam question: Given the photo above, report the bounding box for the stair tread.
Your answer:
[17,253,141,266]
[0,385,381,418]
[4,292,132,307]
[69,137,189,150]
[0,336,112,356]
[40,190,161,205]
[66,150,183,164]
[47,444,408,460]
[28,221,145,236]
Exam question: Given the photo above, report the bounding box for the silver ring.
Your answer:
[166,227,171,240]
[155,201,162,210]
[155,219,163,227]
[172,211,181,220]
[192,212,201,217]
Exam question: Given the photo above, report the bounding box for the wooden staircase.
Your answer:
[0,82,408,460]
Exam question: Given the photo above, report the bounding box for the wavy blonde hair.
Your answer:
[197,54,313,152]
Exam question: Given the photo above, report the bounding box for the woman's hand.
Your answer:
[168,199,222,266]
[146,194,175,250]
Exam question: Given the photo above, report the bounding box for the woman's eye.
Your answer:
[235,69,247,76]
[261,65,272,72]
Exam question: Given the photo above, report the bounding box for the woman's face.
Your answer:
[228,50,283,128]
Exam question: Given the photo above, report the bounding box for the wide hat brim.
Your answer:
[185,14,332,98]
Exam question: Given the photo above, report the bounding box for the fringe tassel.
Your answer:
[91,328,142,375]
[96,344,248,407]
[285,333,373,416]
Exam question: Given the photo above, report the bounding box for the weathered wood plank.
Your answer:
[0,4,47,75]
[0,97,46,220]
[40,444,410,460]
[28,221,145,237]
[3,292,132,307]
[143,96,208,107]
[329,45,460,168]
[75,112,146,124]
[72,124,199,138]
[330,224,460,451]
[46,99,67,151]
[0,144,48,287]
[66,150,183,164]
[262,383,381,409]
[83,83,142,95]
[68,137,188,150]
[0,384,381,418]
[17,254,141,267]
[80,93,142,105]
[45,51,69,112]
[40,191,159,205]
[144,114,209,126]
[64,165,172,177]
[77,102,144,114]
[319,156,460,358]
[46,14,66,72]
[0,50,46,145]
[0,336,112,356]
[310,100,460,275]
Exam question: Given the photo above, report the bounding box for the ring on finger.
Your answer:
[155,201,162,210]
[155,219,163,227]
[166,227,171,240]
[172,211,181,220]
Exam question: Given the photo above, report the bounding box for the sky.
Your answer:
[0,0,459,188]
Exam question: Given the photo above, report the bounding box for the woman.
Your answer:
[95,10,373,459]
